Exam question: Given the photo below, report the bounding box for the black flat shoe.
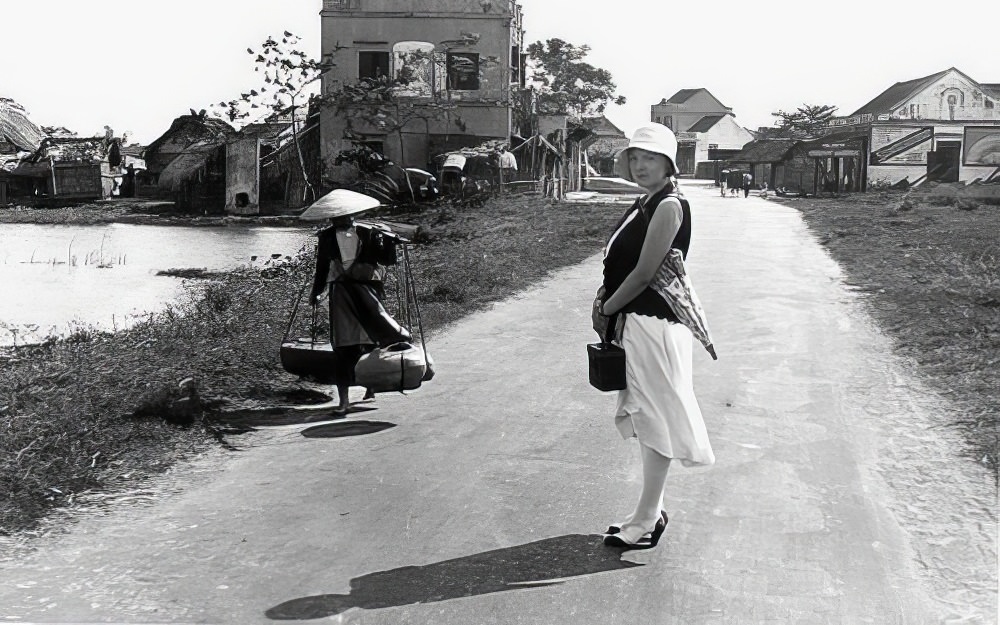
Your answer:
[603,533,654,550]
[605,510,668,541]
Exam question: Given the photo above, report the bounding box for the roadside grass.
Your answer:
[776,188,1000,474]
[0,193,628,536]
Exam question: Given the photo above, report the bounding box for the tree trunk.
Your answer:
[291,97,316,205]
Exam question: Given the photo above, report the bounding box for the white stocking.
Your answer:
[618,442,671,543]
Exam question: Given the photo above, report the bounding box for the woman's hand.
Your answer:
[592,286,612,338]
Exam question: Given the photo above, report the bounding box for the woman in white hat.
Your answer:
[303,189,411,415]
[597,123,715,549]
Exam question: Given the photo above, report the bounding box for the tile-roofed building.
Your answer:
[824,67,1000,187]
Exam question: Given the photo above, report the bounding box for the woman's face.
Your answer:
[628,149,671,190]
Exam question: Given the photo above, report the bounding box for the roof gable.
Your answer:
[582,115,625,137]
[664,88,729,109]
[849,67,994,116]
[667,88,701,104]
[687,114,727,133]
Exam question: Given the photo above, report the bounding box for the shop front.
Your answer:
[801,132,868,194]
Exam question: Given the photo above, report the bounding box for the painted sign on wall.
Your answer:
[963,127,1000,165]
[871,127,933,165]
[828,113,874,127]
[871,126,932,165]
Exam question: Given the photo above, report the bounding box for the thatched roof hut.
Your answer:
[143,114,235,177]
[0,97,45,154]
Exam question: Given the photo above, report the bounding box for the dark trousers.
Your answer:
[331,345,368,387]
[328,280,409,387]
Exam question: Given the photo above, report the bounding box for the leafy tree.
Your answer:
[526,38,626,118]
[770,104,839,138]
[212,32,332,203]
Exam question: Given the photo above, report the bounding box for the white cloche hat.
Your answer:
[614,123,679,181]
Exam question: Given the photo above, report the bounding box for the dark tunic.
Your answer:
[602,185,691,322]
[310,223,409,385]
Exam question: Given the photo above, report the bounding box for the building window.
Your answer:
[447,52,480,90]
[358,139,384,154]
[393,41,434,96]
[359,51,390,80]
[510,45,520,85]
[663,115,673,128]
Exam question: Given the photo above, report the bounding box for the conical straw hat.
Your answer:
[299,189,381,221]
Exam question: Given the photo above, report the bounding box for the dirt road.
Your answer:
[1,182,995,624]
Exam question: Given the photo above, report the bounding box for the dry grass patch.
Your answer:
[774,189,999,474]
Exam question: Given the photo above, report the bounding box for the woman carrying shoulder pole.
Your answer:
[302,189,411,415]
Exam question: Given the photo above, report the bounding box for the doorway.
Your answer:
[930,141,962,183]
[675,144,696,177]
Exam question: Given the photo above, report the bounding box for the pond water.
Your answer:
[0,223,315,346]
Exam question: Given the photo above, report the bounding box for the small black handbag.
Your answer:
[587,313,626,391]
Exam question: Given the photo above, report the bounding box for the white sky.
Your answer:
[3,1,998,146]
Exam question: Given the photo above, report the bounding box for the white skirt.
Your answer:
[615,313,715,467]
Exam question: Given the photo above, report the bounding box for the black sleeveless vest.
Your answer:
[602,185,692,321]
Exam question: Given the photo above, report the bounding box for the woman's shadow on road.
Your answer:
[265,533,641,620]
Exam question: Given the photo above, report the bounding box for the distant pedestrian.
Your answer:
[742,172,753,198]
[719,171,728,197]
[595,123,715,550]
[497,144,518,191]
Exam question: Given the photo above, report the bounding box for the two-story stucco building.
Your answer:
[319,0,524,176]
[650,88,753,176]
